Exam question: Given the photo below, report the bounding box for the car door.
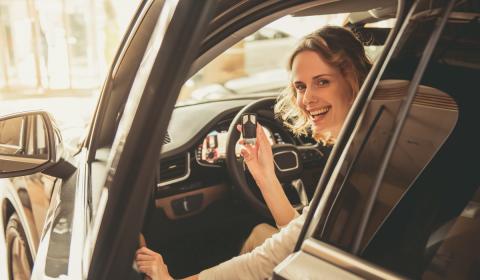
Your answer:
[273,0,480,279]
[28,0,194,279]
[83,1,218,279]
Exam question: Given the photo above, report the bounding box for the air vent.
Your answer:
[158,153,190,186]
[163,131,171,144]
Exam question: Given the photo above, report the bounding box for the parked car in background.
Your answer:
[0,0,479,279]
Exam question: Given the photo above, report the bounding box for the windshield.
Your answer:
[177,14,349,106]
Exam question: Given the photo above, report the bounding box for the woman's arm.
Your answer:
[136,212,305,280]
[256,171,297,227]
[239,124,297,227]
[198,210,305,279]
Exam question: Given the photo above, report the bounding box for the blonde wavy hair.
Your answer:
[274,26,372,144]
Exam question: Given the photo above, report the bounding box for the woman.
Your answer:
[135,26,372,280]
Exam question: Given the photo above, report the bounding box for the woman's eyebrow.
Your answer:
[312,74,334,80]
[293,74,334,84]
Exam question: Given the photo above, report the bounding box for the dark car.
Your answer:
[0,0,479,279]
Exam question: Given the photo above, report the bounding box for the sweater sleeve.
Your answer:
[198,208,307,280]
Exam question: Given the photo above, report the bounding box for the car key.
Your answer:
[241,113,257,145]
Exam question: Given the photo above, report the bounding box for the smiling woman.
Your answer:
[276,26,372,144]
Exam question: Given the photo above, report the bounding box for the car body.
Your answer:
[0,0,479,279]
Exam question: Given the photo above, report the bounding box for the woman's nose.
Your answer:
[303,87,317,105]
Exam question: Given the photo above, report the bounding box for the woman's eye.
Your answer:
[315,79,330,87]
[294,83,306,93]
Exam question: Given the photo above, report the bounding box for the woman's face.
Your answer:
[292,50,353,140]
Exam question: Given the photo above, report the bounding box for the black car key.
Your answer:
[241,113,257,145]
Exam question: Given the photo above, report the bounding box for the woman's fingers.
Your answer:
[137,265,152,276]
[135,248,173,280]
[240,148,253,162]
[241,143,257,160]
[137,246,155,255]
[136,254,155,261]
[136,247,164,262]
[136,260,154,267]
[135,247,155,256]
[257,124,270,144]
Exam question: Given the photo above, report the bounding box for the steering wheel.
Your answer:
[225,97,324,217]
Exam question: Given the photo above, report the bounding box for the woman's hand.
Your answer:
[237,123,276,187]
[136,247,173,280]
[237,123,297,227]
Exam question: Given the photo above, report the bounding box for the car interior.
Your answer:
[83,0,480,279]
[136,1,397,277]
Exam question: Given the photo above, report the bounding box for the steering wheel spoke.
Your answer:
[297,144,326,168]
[291,179,309,209]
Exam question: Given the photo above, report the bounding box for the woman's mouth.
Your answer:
[309,106,331,122]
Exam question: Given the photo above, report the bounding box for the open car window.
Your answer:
[177,13,362,106]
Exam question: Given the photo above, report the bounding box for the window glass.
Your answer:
[27,115,35,155]
[312,2,480,278]
[22,115,48,158]
[313,3,433,251]
[318,80,458,250]
[177,14,351,105]
[35,114,48,158]
[0,116,24,154]
[26,115,48,159]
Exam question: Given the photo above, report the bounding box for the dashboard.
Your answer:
[195,126,286,166]
[154,96,320,219]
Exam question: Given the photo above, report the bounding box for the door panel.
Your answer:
[87,1,218,279]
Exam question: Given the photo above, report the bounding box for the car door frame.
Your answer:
[29,0,169,279]
[85,0,218,279]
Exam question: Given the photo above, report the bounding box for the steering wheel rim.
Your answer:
[226,97,314,217]
[226,98,276,216]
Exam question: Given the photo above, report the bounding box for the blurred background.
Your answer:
[0,0,141,144]
[0,0,354,146]
[0,0,140,94]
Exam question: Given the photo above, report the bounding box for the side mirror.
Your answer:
[0,111,75,179]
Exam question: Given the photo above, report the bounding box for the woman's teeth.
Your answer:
[310,106,331,117]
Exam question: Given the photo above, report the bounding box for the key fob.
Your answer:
[241,113,257,145]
